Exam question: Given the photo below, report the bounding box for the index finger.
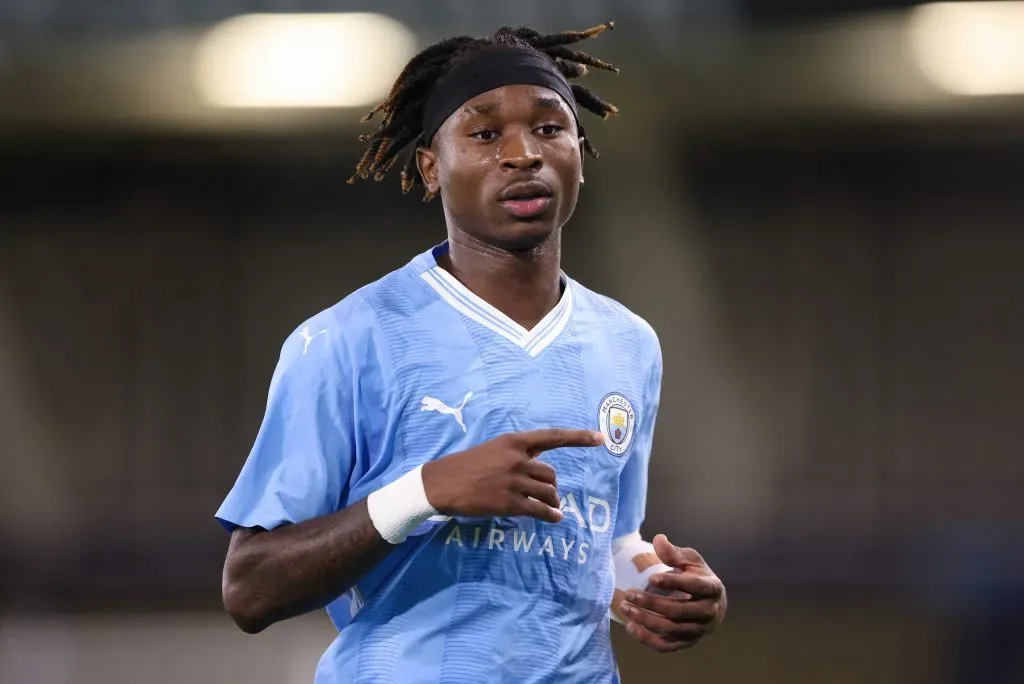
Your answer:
[516,428,604,455]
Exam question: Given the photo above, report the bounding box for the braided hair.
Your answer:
[348,22,619,201]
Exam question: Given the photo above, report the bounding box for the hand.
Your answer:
[619,534,727,652]
[422,428,604,523]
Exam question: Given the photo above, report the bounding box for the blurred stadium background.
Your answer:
[1,1,1023,682]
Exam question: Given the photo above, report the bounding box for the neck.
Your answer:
[439,229,563,331]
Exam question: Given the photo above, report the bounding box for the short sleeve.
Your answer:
[613,330,662,540]
[215,314,358,533]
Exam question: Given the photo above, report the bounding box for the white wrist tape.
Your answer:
[609,532,673,624]
[366,465,439,544]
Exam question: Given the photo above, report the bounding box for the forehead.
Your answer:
[454,84,574,118]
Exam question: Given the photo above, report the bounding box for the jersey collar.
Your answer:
[415,242,574,358]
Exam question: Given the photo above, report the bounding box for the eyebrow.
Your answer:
[533,96,564,112]
[461,96,568,117]
[463,102,499,116]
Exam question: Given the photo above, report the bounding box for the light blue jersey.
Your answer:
[216,242,662,684]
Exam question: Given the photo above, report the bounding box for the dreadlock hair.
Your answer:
[348,22,620,201]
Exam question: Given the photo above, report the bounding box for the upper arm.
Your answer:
[215,306,369,533]
[613,326,663,540]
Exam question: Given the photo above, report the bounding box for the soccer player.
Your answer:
[216,22,726,683]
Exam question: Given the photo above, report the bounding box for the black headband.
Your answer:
[421,49,580,147]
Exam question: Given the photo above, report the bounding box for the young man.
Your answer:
[216,22,726,683]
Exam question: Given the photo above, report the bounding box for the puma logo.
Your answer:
[420,391,473,433]
[299,326,327,354]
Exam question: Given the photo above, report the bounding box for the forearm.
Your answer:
[222,498,392,633]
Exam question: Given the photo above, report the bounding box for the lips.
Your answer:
[499,180,554,202]
[499,180,554,219]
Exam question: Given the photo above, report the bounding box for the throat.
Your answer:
[436,249,563,332]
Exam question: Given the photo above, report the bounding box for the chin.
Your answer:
[490,220,558,252]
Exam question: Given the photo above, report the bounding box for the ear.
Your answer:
[578,135,586,180]
[416,145,441,195]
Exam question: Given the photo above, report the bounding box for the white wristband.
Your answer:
[366,465,439,544]
[609,532,673,624]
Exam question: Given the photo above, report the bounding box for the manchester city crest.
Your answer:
[598,393,636,455]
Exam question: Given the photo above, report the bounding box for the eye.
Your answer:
[470,130,498,141]
[536,124,564,136]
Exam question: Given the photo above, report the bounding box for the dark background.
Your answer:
[1,2,1022,682]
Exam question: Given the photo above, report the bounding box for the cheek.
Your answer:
[554,157,582,197]
[551,139,583,177]
[439,152,491,206]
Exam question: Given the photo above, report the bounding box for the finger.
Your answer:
[517,495,564,524]
[516,428,604,456]
[521,459,558,486]
[653,534,706,569]
[624,619,700,653]
[649,571,722,599]
[516,477,561,510]
[621,601,709,639]
[627,590,719,625]
[619,602,678,634]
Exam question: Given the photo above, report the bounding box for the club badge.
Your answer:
[598,392,635,456]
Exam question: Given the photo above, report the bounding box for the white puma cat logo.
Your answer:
[299,326,327,354]
[420,391,473,433]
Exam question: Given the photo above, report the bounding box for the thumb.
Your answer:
[653,534,704,569]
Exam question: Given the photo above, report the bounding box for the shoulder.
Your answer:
[279,290,374,364]
[276,259,430,375]
[570,280,661,369]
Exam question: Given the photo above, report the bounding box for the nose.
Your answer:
[500,129,542,172]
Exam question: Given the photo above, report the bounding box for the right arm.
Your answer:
[222,498,389,634]
[215,314,372,633]
[221,428,603,633]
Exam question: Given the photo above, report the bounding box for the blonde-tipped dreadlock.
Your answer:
[348,22,619,201]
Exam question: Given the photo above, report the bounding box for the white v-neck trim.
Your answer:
[420,264,574,358]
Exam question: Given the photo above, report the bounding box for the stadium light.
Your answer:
[908,1,1024,96]
[195,13,417,108]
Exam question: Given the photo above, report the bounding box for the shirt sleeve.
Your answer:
[613,330,662,541]
[215,313,359,533]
